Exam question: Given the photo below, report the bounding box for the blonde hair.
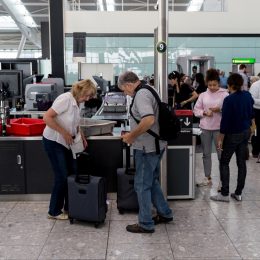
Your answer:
[250,76,260,84]
[71,79,96,100]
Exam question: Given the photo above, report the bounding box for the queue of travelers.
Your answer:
[42,65,258,234]
[165,66,257,203]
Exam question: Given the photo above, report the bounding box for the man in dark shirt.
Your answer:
[210,73,254,202]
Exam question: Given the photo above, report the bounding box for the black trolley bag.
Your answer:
[117,144,139,214]
[68,151,107,227]
[251,131,259,158]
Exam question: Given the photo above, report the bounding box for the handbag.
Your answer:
[70,132,84,159]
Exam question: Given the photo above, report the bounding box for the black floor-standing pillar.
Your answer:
[49,0,65,80]
[41,22,50,59]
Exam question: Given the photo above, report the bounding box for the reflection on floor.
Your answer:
[0,152,260,259]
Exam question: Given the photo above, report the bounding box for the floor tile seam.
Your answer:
[0,201,18,221]
[36,219,56,260]
[1,209,14,223]
[108,242,173,245]
[164,223,176,260]
[0,212,8,223]
[105,219,112,260]
[201,195,239,236]
[211,212,243,259]
[50,230,109,235]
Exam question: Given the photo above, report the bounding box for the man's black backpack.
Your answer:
[130,84,180,153]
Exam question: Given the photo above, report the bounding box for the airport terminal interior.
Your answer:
[0,0,260,259]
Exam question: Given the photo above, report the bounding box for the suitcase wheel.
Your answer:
[118,208,124,215]
[69,218,74,224]
[94,222,100,228]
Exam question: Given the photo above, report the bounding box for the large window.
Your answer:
[65,35,260,85]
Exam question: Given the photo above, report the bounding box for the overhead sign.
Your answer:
[156,41,167,53]
[232,58,255,64]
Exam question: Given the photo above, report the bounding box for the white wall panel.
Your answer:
[64,0,260,34]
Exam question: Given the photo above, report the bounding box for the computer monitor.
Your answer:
[0,70,23,100]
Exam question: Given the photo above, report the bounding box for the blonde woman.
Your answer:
[43,79,96,220]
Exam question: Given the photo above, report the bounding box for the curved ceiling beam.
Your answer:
[0,0,41,48]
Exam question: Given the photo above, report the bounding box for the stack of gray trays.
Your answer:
[103,92,127,113]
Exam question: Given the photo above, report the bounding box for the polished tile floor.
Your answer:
[0,152,260,260]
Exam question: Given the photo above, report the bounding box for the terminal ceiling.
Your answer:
[0,0,193,51]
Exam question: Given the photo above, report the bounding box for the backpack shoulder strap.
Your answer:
[138,85,161,105]
[129,84,161,154]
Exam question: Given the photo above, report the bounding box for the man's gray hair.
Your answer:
[118,71,139,88]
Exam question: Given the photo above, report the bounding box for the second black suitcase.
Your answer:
[117,145,139,214]
[117,167,139,214]
[251,134,259,157]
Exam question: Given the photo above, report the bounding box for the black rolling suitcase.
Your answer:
[68,151,107,227]
[251,134,259,157]
[117,145,139,214]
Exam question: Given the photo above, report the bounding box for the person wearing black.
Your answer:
[168,71,198,109]
[191,65,198,83]
[210,73,254,202]
[194,73,207,95]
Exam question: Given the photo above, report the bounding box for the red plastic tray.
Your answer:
[9,118,46,136]
[175,110,193,116]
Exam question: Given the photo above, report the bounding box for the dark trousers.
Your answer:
[254,108,260,154]
[43,137,76,216]
[220,129,251,196]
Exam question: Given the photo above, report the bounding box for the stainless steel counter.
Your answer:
[10,110,45,117]
[0,127,123,141]
[0,136,43,141]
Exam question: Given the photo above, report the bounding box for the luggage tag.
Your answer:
[70,132,84,159]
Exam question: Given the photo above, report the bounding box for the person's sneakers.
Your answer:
[231,193,242,201]
[48,213,68,220]
[210,193,229,202]
[126,223,154,233]
[196,177,212,187]
[152,215,173,225]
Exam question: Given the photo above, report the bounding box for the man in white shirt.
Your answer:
[238,64,249,91]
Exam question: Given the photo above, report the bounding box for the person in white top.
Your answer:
[43,79,96,220]
[249,79,260,160]
[238,64,249,91]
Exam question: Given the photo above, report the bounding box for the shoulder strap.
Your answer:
[129,84,161,154]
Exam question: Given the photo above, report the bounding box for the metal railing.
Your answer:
[66,0,226,12]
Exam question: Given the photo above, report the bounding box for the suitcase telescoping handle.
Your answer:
[124,143,135,176]
[125,143,131,169]
[75,151,91,184]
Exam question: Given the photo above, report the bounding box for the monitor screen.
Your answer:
[0,70,23,99]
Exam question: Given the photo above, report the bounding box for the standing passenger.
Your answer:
[43,79,96,219]
[193,69,228,187]
[249,79,260,160]
[118,71,173,233]
[210,73,254,202]
[238,64,249,91]
[168,71,198,109]
[219,71,228,89]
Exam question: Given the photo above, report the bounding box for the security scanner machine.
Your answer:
[41,77,64,97]
[25,83,58,111]
[177,55,215,77]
